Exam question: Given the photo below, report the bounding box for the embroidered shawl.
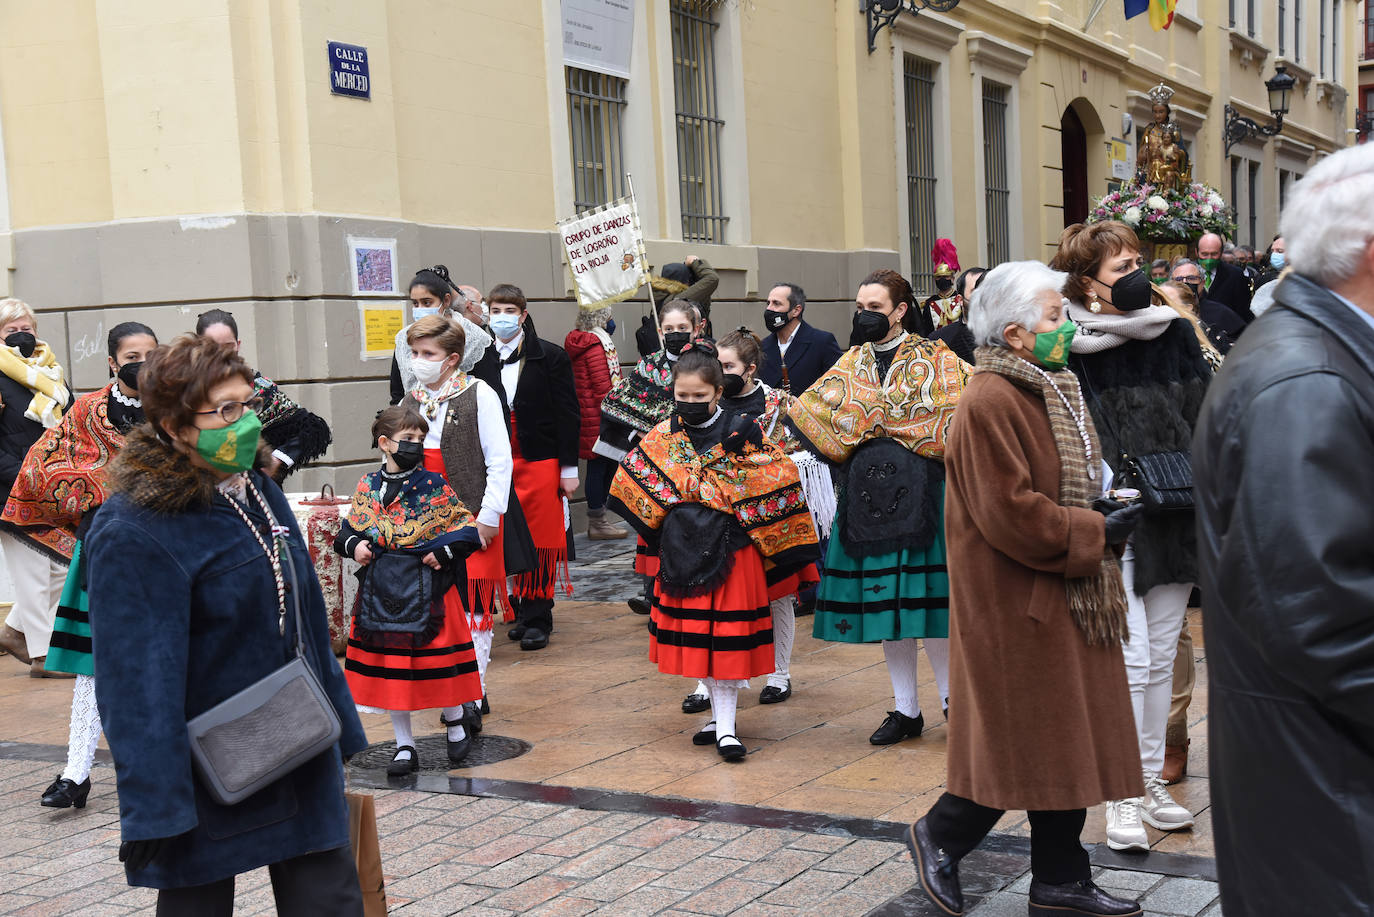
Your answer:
[600,350,674,435]
[345,468,479,553]
[0,384,125,562]
[788,337,968,464]
[251,372,331,464]
[609,416,818,567]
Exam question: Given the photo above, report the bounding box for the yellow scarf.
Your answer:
[0,342,69,428]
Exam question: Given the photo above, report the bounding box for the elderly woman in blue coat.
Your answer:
[86,335,367,915]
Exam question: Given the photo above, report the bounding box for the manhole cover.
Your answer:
[348,733,531,773]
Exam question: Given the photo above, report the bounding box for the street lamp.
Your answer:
[862,0,962,54]
[1223,64,1298,155]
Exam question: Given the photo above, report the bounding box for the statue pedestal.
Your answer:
[1141,241,1191,264]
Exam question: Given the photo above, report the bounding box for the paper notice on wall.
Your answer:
[558,197,648,310]
[359,302,406,361]
[562,0,634,79]
[1109,138,1132,181]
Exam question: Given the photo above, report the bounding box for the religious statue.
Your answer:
[1136,82,1191,192]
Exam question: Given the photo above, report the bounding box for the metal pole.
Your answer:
[626,173,664,351]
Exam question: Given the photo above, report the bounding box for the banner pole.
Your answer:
[626,173,664,352]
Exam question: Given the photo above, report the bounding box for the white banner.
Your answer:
[562,0,634,79]
[559,197,647,310]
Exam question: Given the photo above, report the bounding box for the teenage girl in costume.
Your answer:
[597,299,705,621]
[336,405,484,773]
[399,315,513,720]
[609,343,820,762]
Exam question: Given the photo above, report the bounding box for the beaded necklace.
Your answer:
[1025,363,1096,481]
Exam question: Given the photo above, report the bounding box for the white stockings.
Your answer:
[768,596,795,690]
[61,674,102,784]
[882,638,950,720]
[470,622,493,695]
[703,677,746,750]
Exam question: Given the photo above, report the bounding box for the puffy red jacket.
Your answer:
[564,330,617,460]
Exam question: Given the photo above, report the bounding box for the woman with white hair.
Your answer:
[0,298,73,669]
[907,261,1144,917]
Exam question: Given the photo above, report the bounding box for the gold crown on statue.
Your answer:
[934,262,955,278]
[1146,82,1176,106]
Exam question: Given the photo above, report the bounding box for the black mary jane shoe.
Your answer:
[682,692,711,714]
[447,732,472,764]
[387,746,419,777]
[520,628,549,651]
[508,624,527,642]
[1028,879,1142,917]
[692,722,717,746]
[40,776,91,809]
[627,596,651,615]
[759,682,792,705]
[906,818,964,916]
[869,710,925,746]
[716,735,747,762]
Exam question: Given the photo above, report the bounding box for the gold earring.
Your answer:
[1088,290,1102,314]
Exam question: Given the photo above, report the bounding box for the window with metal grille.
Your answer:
[670,0,727,243]
[904,56,938,295]
[1294,0,1303,61]
[1247,161,1260,246]
[982,80,1011,267]
[566,67,629,213]
[1247,0,1256,37]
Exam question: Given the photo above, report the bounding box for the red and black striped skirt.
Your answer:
[649,543,774,680]
[345,586,485,711]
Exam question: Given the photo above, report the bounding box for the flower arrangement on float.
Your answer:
[1088,180,1236,243]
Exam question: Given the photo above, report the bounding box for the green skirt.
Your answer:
[45,540,92,677]
[812,482,950,643]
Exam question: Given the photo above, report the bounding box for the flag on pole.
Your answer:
[1125,0,1176,29]
[557,195,649,310]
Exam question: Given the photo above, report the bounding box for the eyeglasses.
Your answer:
[1173,274,1202,283]
[195,397,263,424]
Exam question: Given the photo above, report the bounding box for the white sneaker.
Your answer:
[1141,771,1195,831]
[1105,798,1149,852]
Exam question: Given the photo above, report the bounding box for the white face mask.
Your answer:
[412,356,449,387]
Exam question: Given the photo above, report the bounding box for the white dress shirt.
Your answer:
[422,379,512,528]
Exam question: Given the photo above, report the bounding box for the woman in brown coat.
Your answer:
[905,262,1145,917]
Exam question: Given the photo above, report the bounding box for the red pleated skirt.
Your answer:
[510,417,570,599]
[344,588,485,710]
[649,544,775,680]
[424,447,511,628]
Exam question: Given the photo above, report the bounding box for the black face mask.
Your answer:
[391,440,425,471]
[1180,280,1201,298]
[850,309,891,347]
[4,332,36,359]
[721,373,746,398]
[117,361,143,391]
[935,277,954,294]
[675,400,714,425]
[1102,268,1153,312]
[663,331,691,356]
[763,309,790,333]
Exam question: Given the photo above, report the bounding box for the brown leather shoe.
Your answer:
[0,624,32,665]
[30,658,75,679]
[1161,739,1189,784]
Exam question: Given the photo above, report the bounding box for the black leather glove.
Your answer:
[1101,503,1144,546]
[119,837,170,872]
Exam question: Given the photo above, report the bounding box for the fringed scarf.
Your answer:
[411,371,475,422]
[599,350,674,434]
[974,346,1128,646]
[0,340,70,428]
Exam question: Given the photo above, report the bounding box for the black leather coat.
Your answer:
[1194,273,1374,916]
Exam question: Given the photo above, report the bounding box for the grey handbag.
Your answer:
[187,489,342,806]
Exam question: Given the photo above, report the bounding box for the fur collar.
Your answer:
[108,425,274,514]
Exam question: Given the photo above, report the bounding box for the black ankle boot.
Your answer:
[40,776,91,809]
[905,818,963,915]
[1028,879,1142,916]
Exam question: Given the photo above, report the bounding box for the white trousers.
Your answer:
[1120,546,1193,776]
[0,531,66,658]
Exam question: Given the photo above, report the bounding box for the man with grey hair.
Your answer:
[1194,143,1374,915]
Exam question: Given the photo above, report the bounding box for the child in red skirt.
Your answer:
[400,315,514,713]
[336,406,484,773]
[609,342,820,761]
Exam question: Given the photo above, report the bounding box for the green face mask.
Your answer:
[196,411,262,473]
[1029,320,1076,371]
[1198,257,1219,271]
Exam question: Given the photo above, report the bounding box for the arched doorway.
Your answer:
[1061,106,1089,226]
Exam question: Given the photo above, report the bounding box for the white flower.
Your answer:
[1123,206,1142,226]
[1198,203,1214,217]
[1147,195,1169,211]
[1207,192,1224,208]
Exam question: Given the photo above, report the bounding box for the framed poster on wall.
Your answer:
[348,236,399,296]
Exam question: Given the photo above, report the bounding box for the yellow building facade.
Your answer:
[0,0,1360,487]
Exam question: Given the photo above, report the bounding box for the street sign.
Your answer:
[328,41,370,99]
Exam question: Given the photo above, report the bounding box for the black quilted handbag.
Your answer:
[1125,451,1194,514]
